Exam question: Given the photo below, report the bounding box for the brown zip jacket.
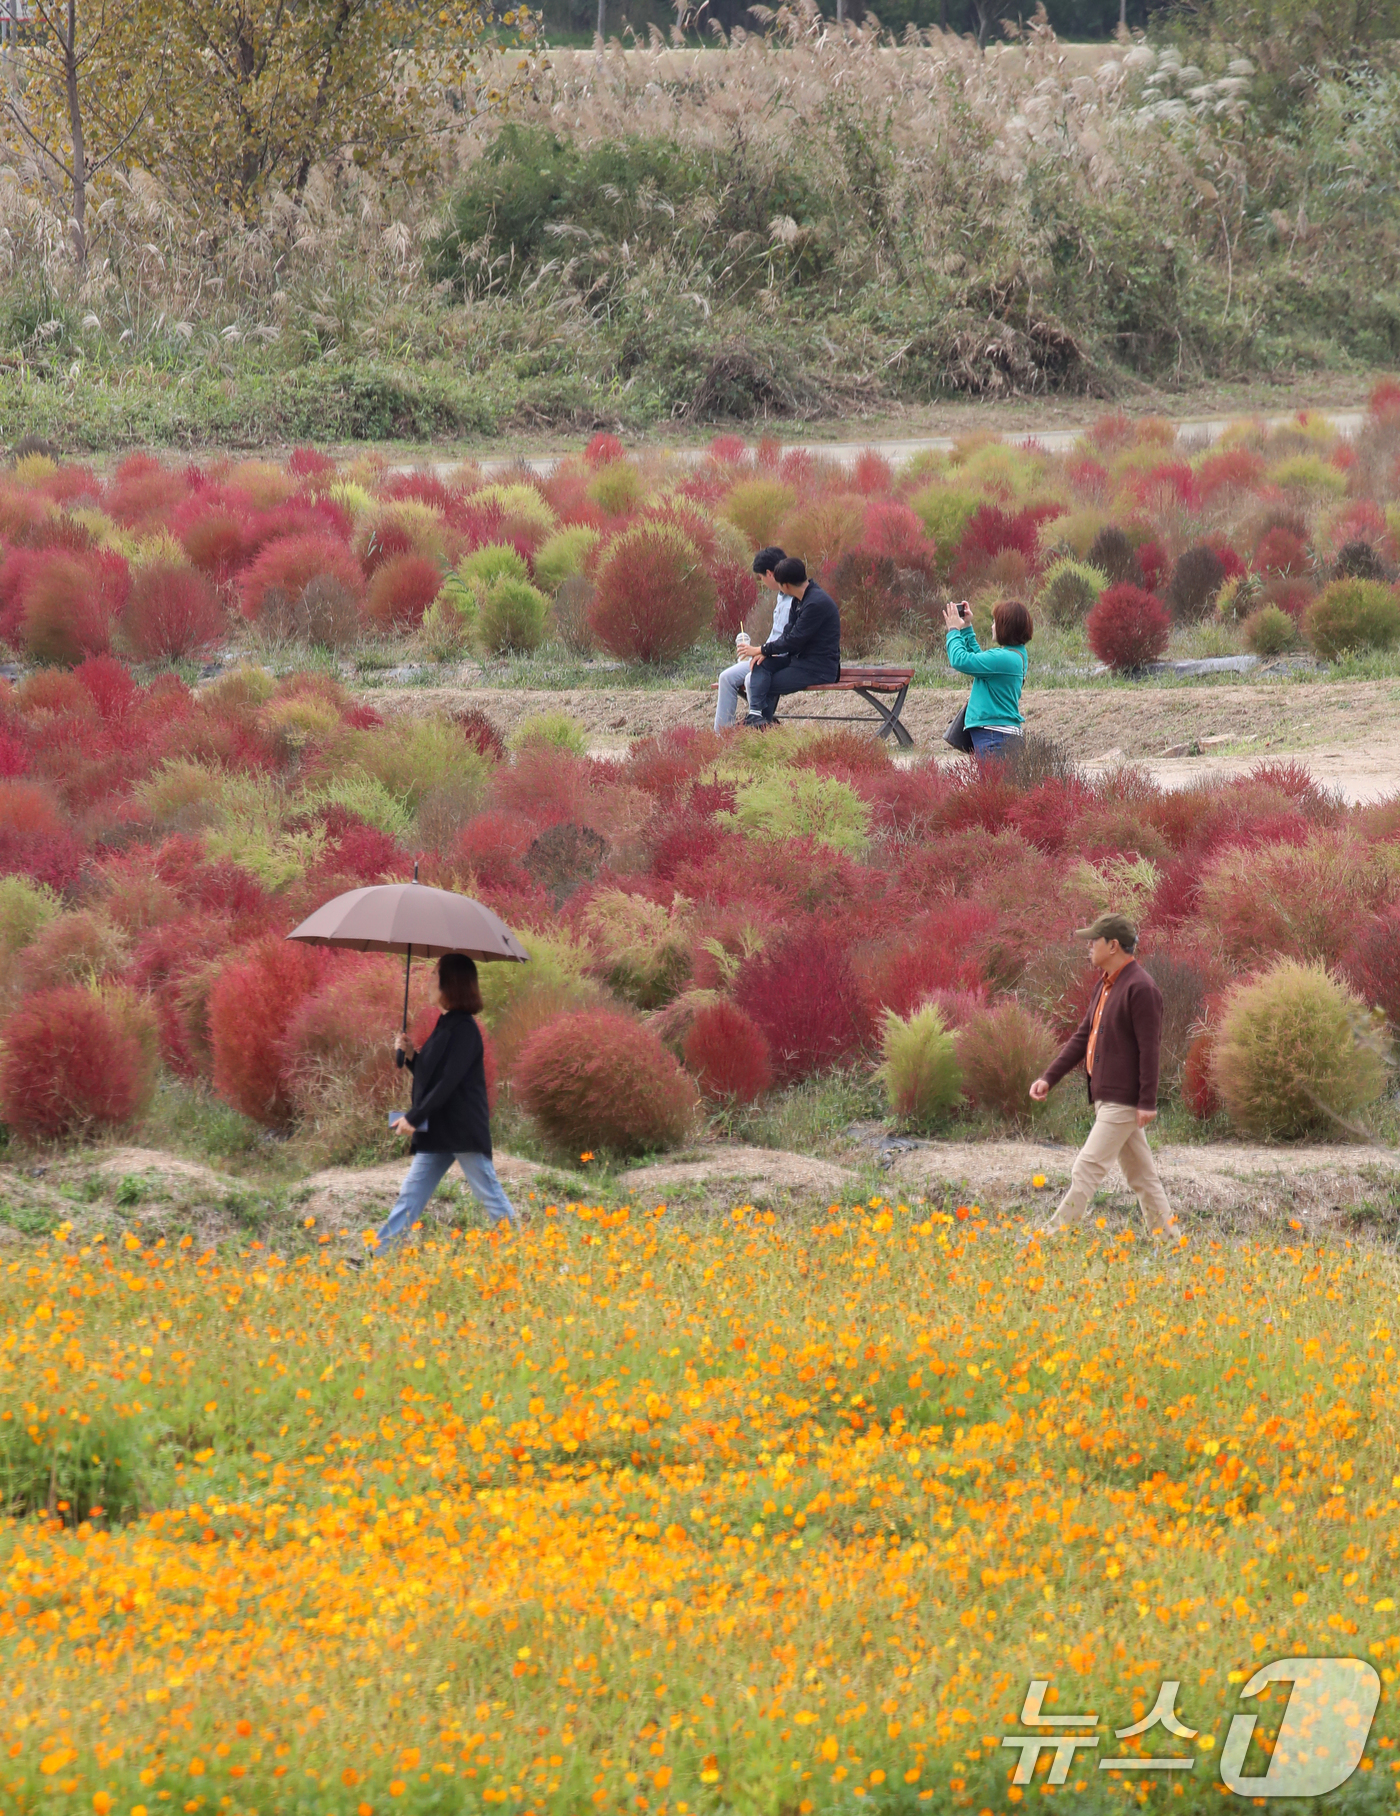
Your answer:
[1041,959,1163,1113]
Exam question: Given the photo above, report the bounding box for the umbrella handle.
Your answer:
[396,942,412,1068]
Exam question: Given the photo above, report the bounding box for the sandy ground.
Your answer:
[368,676,1400,803]
[7,1139,1394,1246]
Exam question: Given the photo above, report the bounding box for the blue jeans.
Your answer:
[372,1151,518,1254]
[969,727,1019,759]
[716,657,753,730]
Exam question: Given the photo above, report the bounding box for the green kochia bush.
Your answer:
[478,576,549,654]
[1305,578,1400,658]
[877,1005,962,1130]
[1039,558,1108,626]
[1210,960,1388,1139]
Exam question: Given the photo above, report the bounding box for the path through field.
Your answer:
[367,675,1400,803]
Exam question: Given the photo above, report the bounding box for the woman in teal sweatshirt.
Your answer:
[943,598,1034,759]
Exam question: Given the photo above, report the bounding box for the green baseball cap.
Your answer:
[1074,911,1138,951]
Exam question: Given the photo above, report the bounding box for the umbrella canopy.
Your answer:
[286,882,529,963]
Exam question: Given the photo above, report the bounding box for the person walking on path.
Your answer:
[1023,912,1181,1242]
[741,556,841,727]
[368,952,518,1257]
[715,546,789,730]
[942,598,1032,759]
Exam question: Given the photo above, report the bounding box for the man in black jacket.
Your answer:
[739,556,841,728]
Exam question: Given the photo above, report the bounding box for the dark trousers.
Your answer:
[745,659,836,721]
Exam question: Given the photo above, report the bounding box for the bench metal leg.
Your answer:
[854,684,913,748]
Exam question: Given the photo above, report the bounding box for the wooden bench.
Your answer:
[733,664,916,747]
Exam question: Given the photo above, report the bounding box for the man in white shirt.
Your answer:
[715,546,790,731]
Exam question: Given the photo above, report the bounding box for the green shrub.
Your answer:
[722,477,797,546]
[1266,454,1347,497]
[909,485,979,571]
[721,771,870,856]
[1211,960,1388,1139]
[311,773,414,841]
[1305,578,1400,658]
[346,718,490,809]
[1039,557,1108,626]
[582,889,692,1008]
[458,543,529,592]
[876,1005,962,1130]
[419,573,477,658]
[0,874,60,959]
[533,526,601,593]
[1243,603,1298,657]
[509,710,588,755]
[478,576,549,654]
[588,462,644,515]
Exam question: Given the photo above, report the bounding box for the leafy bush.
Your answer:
[1333,539,1392,583]
[1343,906,1400,1028]
[828,548,899,656]
[582,889,691,1008]
[1244,603,1297,656]
[956,1000,1057,1124]
[1191,832,1379,969]
[683,1001,773,1105]
[533,526,601,593]
[239,535,364,627]
[0,985,157,1138]
[722,771,870,855]
[909,485,979,568]
[459,543,529,591]
[478,576,549,654]
[876,1004,962,1129]
[208,937,334,1126]
[738,928,872,1085]
[1165,545,1227,622]
[1085,526,1143,588]
[509,711,588,755]
[590,521,716,664]
[1039,558,1107,626]
[1253,524,1310,578]
[588,462,644,515]
[122,562,224,660]
[366,554,443,631]
[346,718,490,810]
[1210,960,1387,1139]
[514,1007,698,1156]
[722,478,799,548]
[1305,579,1400,658]
[774,495,866,579]
[21,550,128,663]
[1085,584,1171,672]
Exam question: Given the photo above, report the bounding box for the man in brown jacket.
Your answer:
[1024,912,1181,1241]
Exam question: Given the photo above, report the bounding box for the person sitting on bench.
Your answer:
[740,557,840,729]
[715,546,789,730]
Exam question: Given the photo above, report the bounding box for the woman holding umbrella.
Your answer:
[373,952,518,1252]
[286,872,528,1257]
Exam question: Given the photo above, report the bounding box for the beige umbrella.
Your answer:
[287,866,528,1065]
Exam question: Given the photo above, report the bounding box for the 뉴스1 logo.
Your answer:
[1002,1657,1381,1799]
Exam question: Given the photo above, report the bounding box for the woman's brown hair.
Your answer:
[993,599,1034,647]
[437,952,483,1014]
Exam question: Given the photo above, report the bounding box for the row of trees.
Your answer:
[1,0,535,266]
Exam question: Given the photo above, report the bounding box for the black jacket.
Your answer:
[761,583,841,679]
[405,1009,492,1156]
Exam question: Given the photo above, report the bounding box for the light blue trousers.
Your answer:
[372,1150,518,1254]
[715,657,753,730]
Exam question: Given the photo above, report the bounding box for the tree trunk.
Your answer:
[63,0,86,268]
[596,0,605,38]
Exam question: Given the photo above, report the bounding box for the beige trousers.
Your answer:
[1046,1101,1176,1234]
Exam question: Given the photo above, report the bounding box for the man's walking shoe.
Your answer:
[742,714,767,731]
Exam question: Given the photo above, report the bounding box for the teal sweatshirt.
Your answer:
[944,627,1028,729]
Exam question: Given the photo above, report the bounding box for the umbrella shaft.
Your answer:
[396,943,412,1068]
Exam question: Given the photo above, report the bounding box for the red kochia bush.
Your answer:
[515,1008,698,1155]
[738,927,872,1084]
[951,504,1040,584]
[238,534,364,624]
[590,522,716,664]
[1343,906,1400,1027]
[123,562,225,659]
[683,1001,773,1104]
[209,937,335,1126]
[1086,584,1171,672]
[366,554,443,630]
[0,986,155,1137]
[1181,1031,1220,1119]
[20,549,129,663]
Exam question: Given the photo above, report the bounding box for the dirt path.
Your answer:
[368,677,1400,803]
